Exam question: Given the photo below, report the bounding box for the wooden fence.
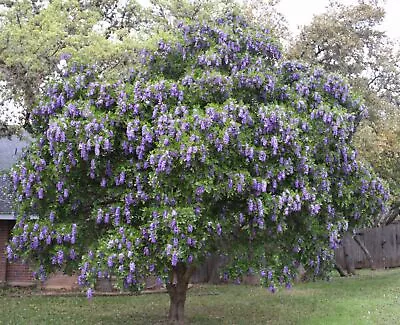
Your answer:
[191,255,227,284]
[335,222,400,270]
[192,222,400,284]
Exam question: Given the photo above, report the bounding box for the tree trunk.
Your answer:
[166,263,195,324]
[353,233,376,270]
[385,202,400,225]
[168,288,186,324]
[334,261,348,277]
[373,200,400,227]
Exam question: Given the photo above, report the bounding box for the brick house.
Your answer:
[0,135,94,290]
[0,134,35,286]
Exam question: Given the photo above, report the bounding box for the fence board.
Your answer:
[335,223,400,270]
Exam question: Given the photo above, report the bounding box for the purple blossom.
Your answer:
[259,151,266,162]
[49,211,55,223]
[172,252,178,266]
[69,249,77,260]
[56,181,64,192]
[173,237,179,247]
[310,203,321,216]
[38,187,44,199]
[87,288,93,299]
[107,256,114,267]
[271,136,278,155]
[57,250,64,265]
[216,223,222,236]
[196,186,205,196]
[149,264,155,272]
[31,236,39,249]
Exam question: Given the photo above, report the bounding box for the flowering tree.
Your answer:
[7,15,388,323]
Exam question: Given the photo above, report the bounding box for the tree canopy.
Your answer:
[7,14,389,322]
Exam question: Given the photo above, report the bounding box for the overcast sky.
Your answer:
[277,0,400,41]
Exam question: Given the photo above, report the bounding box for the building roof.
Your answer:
[0,133,30,217]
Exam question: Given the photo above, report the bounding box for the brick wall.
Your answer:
[6,260,34,285]
[0,220,34,286]
[40,272,79,290]
[0,220,9,285]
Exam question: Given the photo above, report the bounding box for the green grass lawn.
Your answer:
[1,268,400,324]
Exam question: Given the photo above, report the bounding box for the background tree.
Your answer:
[7,15,388,323]
[0,0,151,135]
[288,0,400,217]
[148,0,288,37]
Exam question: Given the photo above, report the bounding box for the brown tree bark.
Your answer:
[166,263,195,325]
[384,202,400,225]
[373,200,400,227]
[334,261,348,277]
